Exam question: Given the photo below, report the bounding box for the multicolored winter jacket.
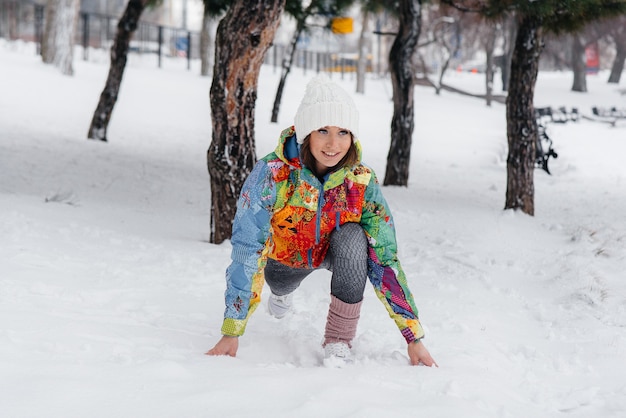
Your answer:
[221,126,425,344]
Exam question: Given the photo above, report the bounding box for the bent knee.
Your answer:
[330,223,368,258]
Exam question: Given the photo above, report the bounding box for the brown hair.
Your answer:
[299,132,359,177]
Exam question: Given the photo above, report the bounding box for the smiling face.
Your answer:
[308,126,352,175]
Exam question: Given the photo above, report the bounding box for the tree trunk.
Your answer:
[208,0,285,244]
[384,0,421,187]
[200,11,218,77]
[485,25,497,107]
[571,34,587,92]
[6,1,18,40]
[41,0,56,61]
[356,9,370,94]
[270,10,309,124]
[608,42,625,84]
[41,0,80,76]
[87,0,147,141]
[435,21,459,97]
[505,15,544,216]
[500,15,517,92]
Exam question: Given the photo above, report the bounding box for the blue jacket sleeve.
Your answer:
[221,160,276,336]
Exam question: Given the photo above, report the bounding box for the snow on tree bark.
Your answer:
[505,15,544,216]
[200,13,218,77]
[87,0,147,141]
[356,9,370,94]
[607,18,626,84]
[41,0,80,76]
[384,0,422,187]
[208,0,285,244]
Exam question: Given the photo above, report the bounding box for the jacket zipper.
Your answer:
[315,183,324,244]
[308,177,325,268]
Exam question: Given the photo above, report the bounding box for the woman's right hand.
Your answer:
[205,335,239,357]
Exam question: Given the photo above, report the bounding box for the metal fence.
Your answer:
[0,0,40,42]
[264,44,374,80]
[1,0,372,76]
[0,0,200,69]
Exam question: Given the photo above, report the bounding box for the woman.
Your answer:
[207,75,436,367]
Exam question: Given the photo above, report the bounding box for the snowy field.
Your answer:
[1,39,625,418]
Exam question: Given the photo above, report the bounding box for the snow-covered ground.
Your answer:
[1,40,625,418]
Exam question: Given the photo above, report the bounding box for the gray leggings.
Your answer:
[264,223,368,304]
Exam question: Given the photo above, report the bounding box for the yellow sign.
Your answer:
[331,17,353,34]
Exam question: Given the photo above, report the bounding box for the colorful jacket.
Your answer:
[221,126,425,344]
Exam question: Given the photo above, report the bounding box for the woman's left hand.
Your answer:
[407,340,438,367]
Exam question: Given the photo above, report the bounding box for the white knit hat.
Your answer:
[294,74,359,144]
